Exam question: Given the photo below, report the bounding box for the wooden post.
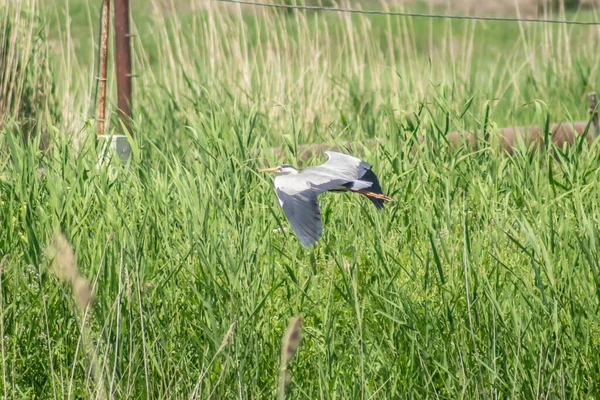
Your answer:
[95,0,110,136]
[114,0,132,134]
[589,92,599,139]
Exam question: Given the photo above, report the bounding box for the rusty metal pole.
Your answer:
[95,0,110,136]
[114,0,132,134]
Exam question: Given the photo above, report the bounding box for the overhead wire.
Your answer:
[215,0,600,26]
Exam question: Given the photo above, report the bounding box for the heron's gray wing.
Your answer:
[272,168,365,247]
[275,188,322,247]
[320,151,372,180]
[320,151,387,209]
[302,151,374,190]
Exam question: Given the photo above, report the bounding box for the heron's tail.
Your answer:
[355,168,391,209]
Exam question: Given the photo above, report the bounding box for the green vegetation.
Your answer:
[2,0,600,397]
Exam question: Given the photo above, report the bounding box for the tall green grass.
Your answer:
[0,0,58,146]
[2,0,600,397]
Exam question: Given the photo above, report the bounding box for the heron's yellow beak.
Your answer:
[259,167,279,173]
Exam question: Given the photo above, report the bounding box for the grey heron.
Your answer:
[259,151,393,247]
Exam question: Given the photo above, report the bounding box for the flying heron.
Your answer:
[259,151,393,247]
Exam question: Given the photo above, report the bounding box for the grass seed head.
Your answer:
[73,276,94,309]
[277,315,302,399]
[216,323,235,355]
[47,233,78,282]
[0,253,9,276]
[46,232,93,310]
[281,316,302,366]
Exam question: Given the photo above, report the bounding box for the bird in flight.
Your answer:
[259,151,393,247]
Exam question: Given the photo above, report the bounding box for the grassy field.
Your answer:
[2,0,600,398]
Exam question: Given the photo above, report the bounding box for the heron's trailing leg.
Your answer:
[328,187,393,203]
[356,190,393,202]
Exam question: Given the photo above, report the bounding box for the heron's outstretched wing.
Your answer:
[275,188,322,247]
[319,151,387,209]
[320,151,372,179]
[273,170,351,247]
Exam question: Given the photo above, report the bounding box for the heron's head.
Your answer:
[259,164,298,175]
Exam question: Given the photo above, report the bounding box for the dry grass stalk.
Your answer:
[124,267,131,303]
[0,253,8,399]
[190,322,235,399]
[0,0,55,147]
[277,315,302,400]
[45,233,106,399]
[46,233,94,310]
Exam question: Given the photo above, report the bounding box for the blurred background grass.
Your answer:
[36,0,600,141]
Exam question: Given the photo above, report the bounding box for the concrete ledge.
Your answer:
[97,135,131,166]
